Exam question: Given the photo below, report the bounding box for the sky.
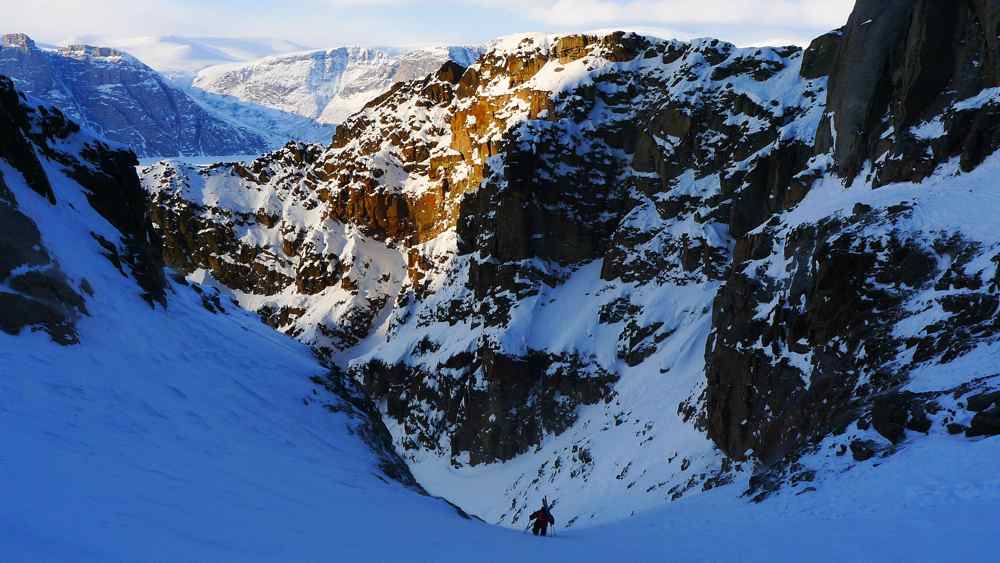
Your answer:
[11,0,856,50]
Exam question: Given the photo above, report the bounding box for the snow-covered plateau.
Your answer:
[4,0,1000,561]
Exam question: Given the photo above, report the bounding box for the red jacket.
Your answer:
[530,508,555,526]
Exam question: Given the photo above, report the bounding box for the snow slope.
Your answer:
[2,305,995,562]
[181,85,337,147]
[0,87,476,561]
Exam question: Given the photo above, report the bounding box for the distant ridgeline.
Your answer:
[0,33,268,157]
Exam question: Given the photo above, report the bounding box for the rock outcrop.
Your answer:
[0,76,165,341]
[705,0,1000,468]
[145,32,820,470]
[819,0,1000,183]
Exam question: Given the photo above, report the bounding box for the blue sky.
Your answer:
[15,0,855,48]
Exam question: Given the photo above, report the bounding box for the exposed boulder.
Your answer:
[0,174,85,344]
[966,390,1000,412]
[967,406,1000,437]
[800,29,844,80]
[849,439,878,462]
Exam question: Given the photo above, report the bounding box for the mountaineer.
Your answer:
[529,497,556,537]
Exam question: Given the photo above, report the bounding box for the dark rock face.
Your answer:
[150,196,296,297]
[820,0,1000,183]
[707,215,899,462]
[148,143,323,296]
[705,200,1000,464]
[72,144,166,305]
[0,79,84,342]
[700,0,1000,469]
[0,76,58,203]
[354,350,617,465]
[819,0,916,179]
[0,34,268,157]
[967,407,1000,437]
[800,29,844,80]
[966,390,1000,412]
[0,172,85,344]
[0,75,168,342]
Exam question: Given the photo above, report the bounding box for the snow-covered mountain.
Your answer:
[1,70,994,562]
[181,85,338,149]
[61,34,312,82]
[192,45,483,124]
[0,33,270,157]
[4,0,1000,559]
[140,0,1000,534]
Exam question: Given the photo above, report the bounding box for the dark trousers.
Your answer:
[532,522,548,536]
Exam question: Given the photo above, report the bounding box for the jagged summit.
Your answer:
[59,43,134,60]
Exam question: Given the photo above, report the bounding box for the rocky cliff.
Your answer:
[0,75,164,344]
[141,2,1000,526]
[706,0,1000,475]
[0,33,269,157]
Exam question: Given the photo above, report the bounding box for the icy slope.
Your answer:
[182,85,337,147]
[193,45,482,124]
